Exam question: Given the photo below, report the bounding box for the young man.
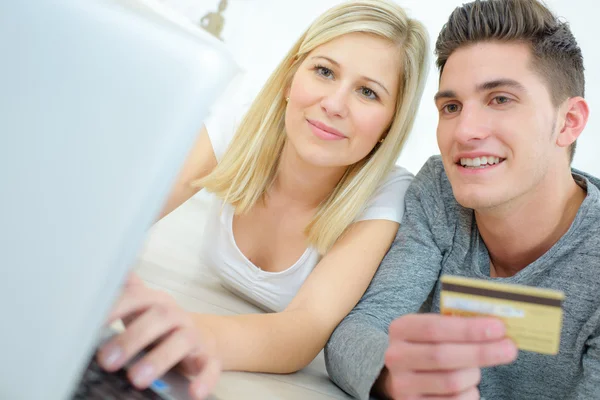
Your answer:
[324,0,600,399]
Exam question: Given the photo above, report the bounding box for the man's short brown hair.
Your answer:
[435,0,585,162]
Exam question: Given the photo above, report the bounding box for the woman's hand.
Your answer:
[97,273,221,399]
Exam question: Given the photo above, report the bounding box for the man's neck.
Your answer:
[269,142,346,211]
[476,169,586,278]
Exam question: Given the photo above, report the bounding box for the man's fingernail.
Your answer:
[485,320,504,338]
[484,326,492,338]
[505,340,519,360]
[101,345,122,368]
[494,340,517,362]
[485,326,500,338]
[132,364,154,388]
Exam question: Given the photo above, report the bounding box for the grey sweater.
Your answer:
[325,156,600,400]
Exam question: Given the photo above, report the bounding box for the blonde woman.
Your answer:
[98,0,429,398]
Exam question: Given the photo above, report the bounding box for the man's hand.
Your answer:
[382,314,518,399]
[97,273,220,399]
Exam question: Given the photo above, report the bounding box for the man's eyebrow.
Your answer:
[476,78,527,93]
[434,79,527,103]
[434,90,457,103]
[310,55,391,96]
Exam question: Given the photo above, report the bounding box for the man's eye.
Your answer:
[493,96,511,105]
[443,103,461,114]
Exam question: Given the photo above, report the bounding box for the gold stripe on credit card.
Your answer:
[440,275,565,355]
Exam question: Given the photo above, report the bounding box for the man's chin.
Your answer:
[452,189,501,211]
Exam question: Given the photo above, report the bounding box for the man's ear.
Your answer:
[556,96,589,148]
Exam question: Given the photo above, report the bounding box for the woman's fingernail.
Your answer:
[132,364,154,388]
[195,383,209,399]
[101,345,123,368]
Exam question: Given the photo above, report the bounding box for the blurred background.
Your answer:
[160,0,598,177]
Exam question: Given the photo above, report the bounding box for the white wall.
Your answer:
[163,0,598,177]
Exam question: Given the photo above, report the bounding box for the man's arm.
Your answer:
[324,159,447,400]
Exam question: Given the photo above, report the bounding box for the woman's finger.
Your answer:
[127,328,203,389]
[106,287,171,323]
[98,305,181,371]
[125,272,145,288]
[188,355,222,400]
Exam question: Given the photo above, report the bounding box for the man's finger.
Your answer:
[420,386,480,400]
[388,368,480,396]
[385,338,518,371]
[389,314,506,343]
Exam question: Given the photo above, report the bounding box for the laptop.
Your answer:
[0,0,238,399]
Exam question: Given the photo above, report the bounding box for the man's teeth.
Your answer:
[460,156,501,167]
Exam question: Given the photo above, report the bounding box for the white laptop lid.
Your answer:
[0,1,238,399]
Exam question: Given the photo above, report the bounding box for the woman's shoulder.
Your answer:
[356,165,415,224]
[375,165,415,194]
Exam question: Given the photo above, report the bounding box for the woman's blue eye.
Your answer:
[315,65,333,79]
[360,87,378,100]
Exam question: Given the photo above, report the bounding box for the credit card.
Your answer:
[440,275,565,355]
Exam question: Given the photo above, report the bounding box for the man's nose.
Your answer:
[453,105,491,144]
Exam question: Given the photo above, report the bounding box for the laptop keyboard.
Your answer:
[71,356,165,400]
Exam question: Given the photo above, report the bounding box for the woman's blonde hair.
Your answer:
[199,0,429,254]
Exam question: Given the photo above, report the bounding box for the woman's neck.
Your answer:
[270,142,347,210]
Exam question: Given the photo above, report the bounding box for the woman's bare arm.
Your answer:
[192,218,399,373]
[158,126,217,220]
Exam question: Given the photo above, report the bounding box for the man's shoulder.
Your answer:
[572,168,600,195]
[557,171,600,321]
[410,155,453,198]
[555,169,600,277]
[417,155,446,176]
[403,156,466,226]
[572,168,600,218]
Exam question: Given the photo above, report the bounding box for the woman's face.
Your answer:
[284,32,402,168]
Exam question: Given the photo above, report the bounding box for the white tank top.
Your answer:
[199,93,414,312]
